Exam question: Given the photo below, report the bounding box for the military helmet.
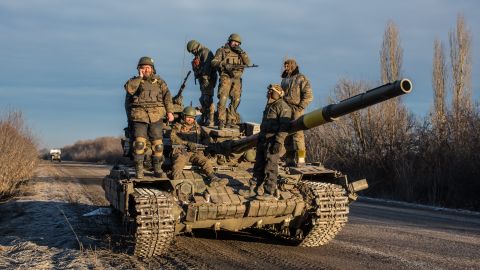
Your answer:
[228,33,242,44]
[183,106,196,117]
[186,40,201,53]
[138,56,155,67]
[243,149,256,162]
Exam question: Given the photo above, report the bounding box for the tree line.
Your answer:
[306,15,480,210]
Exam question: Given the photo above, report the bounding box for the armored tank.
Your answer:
[103,79,412,258]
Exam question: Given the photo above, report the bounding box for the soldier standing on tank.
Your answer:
[252,84,292,200]
[170,106,225,185]
[124,56,175,179]
[186,40,218,127]
[281,58,313,166]
[211,33,252,129]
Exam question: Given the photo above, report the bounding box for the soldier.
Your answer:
[170,106,224,185]
[252,84,292,200]
[281,58,313,166]
[211,33,252,129]
[186,40,218,127]
[124,56,175,178]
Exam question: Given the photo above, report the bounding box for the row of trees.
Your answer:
[306,15,480,210]
[61,136,124,164]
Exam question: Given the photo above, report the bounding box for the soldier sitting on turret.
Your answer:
[251,84,292,200]
[170,106,226,186]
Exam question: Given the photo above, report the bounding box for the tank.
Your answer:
[103,79,413,258]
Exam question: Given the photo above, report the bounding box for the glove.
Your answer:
[232,46,244,54]
[270,142,281,155]
[187,142,197,151]
[191,57,201,71]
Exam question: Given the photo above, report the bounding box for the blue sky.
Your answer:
[1,0,479,148]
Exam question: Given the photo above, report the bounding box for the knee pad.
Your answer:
[152,139,164,156]
[133,137,147,155]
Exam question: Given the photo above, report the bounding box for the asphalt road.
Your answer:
[1,161,479,270]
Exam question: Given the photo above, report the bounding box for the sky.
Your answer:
[0,0,479,149]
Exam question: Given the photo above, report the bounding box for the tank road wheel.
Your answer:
[296,181,349,247]
[129,188,175,258]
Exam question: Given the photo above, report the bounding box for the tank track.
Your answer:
[130,188,175,258]
[297,181,349,247]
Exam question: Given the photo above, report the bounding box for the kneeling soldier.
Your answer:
[170,106,225,185]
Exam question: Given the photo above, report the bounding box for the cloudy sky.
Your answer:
[1,0,479,148]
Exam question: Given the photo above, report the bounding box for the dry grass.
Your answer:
[0,111,38,199]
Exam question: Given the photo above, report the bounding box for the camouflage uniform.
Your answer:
[170,120,215,179]
[253,89,292,196]
[190,44,217,126]
[281,59,313,164]
[124,73,173,177]
[211,42,251,127]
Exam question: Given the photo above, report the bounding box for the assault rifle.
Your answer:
[224,64,259,71]
[172,143,207,153]
[173,70,192,105]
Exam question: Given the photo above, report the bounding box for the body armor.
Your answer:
[132,77,165,107]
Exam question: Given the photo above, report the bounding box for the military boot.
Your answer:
[152,156,166,178]
[239,179,258,198]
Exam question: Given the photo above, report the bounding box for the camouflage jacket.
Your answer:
[124,75,173,123]
[259,98,292,145]
[281,68,313,112]
[170,120,209,146]
[211,43,251,78]
[192,46,217,81]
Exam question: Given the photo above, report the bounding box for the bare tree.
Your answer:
[449,14,472,119]
[432,38,447,131]
[380,20,403,83]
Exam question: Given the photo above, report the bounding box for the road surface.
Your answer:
[0,161,479,269]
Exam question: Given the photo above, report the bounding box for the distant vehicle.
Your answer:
[49,149,61,162]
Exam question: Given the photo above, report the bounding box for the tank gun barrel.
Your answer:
[292,78,412,132]
[217,79,413,154]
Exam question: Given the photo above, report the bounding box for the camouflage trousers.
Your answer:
[199,94,214,124]
[199,76,216,124]
[253,136,280,195]
[217,76,242,124]
[133,121,164,163]
[285,109,306,162]
[171,151,214,179]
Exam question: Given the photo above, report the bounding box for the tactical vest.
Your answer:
[177,123,201,144]
[132,77,164,108]
[222,46,244,78]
